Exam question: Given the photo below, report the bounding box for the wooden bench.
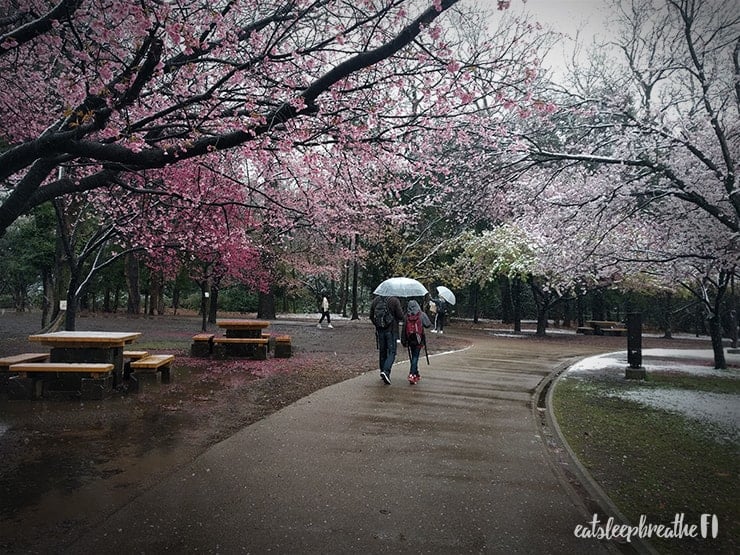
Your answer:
[130,354,175,383]
[122,350,149,381]
[191,333,215,357]
[123,350,149,360]
[585,320,626,336]
[7,362,115,401]
[9,362,114,375]
[0,352,50,371]
[274,335,292,358]
[212,337,268,360]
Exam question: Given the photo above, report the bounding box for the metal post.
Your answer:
[626,312,645,379]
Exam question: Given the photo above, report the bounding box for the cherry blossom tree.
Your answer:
[513,0,738,364]
[0,0,535,238]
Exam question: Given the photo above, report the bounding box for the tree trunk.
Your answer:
[257,289,276,320]
[500,276,512,324]
[661,293,673,339]
[149,271,163,315]
[199,281,210,332]
[707,314,727,369]
[528,278,548,337]
[341,259,349,317]
[351,254,359,320]
[208,285,218,323]
[41,268,54,328]
[471,282,479,324]
[591,289,605,321]
[64,273,80,331]
[125,254,141,314]
[536,307,548,337]
[511,277,522,333]
[103,286,112,312]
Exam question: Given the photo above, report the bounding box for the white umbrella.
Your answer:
[436,285,456,305]
[373,277,428,297]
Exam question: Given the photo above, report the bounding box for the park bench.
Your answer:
[212,336,268,360]
[274,335,292,358]
[123,350,149,360]
[191,333,215,357]
[130,354,175,383]
[580,320,627,336]
[0,353,51,393]
[122,350,149,381]
[0,352,50,371]
[7,362,115,400]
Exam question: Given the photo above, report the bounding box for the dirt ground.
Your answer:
[0,310,709,553]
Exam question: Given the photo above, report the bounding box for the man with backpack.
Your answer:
[369,294,405,385]
[401,300,432,384]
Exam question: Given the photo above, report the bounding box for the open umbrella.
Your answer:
[436,285,456,305]
[373,277,428,297]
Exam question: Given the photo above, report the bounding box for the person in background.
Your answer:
[317,294,333,329]
[369,294,405,384]
[432,296,447,333]
[401,300,432,384]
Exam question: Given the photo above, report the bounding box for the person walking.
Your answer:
[369,294,405,384]
[318,295,333,329]
[401,300,431,384]
[432,296,447,333]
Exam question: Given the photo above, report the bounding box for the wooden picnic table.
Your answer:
[216,319,270,339]
[584,320,626,336]
[28,330,142,386]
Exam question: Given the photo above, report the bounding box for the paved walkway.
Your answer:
[67,333,615,554]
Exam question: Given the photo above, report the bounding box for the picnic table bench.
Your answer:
[274,335,292,358]
[0,353,51,393]
[212,336,268,360]
[0,352,50,371]
[130,354,175,383]
[191,333,215,357]
[578,320,627,336]
[7,362,115,400]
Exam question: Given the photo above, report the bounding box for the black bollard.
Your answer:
[626,312,646,379]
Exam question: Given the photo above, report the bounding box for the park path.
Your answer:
[66,332,615,554]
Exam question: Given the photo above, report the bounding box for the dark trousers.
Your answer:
[376,328,397,375]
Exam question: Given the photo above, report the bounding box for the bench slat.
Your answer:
[10,362,114,373]
[0,353,50,369]
[213,337,268,345]
[192,333,215,342]
[123,350,149,359]
[130,354,175,369]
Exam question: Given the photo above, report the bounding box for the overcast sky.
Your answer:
[504,0,616,75]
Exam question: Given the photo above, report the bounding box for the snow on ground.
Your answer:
[565,349,740,443]
[607,388,740,442]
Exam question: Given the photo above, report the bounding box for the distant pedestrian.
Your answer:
[401,300,431,384]
[318,295,333,329]
[432,296,448,333]
[370,294,405,384]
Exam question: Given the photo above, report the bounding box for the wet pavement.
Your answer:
[63,332,620,554]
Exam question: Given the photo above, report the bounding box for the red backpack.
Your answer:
[405,312,424,346]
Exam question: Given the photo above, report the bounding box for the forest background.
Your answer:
[1,0,738,368]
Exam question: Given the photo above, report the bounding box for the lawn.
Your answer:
[552,371,739,554]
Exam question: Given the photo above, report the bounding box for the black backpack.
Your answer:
[373,297,394,329]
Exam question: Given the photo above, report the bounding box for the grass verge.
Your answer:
[552,375,739,554]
